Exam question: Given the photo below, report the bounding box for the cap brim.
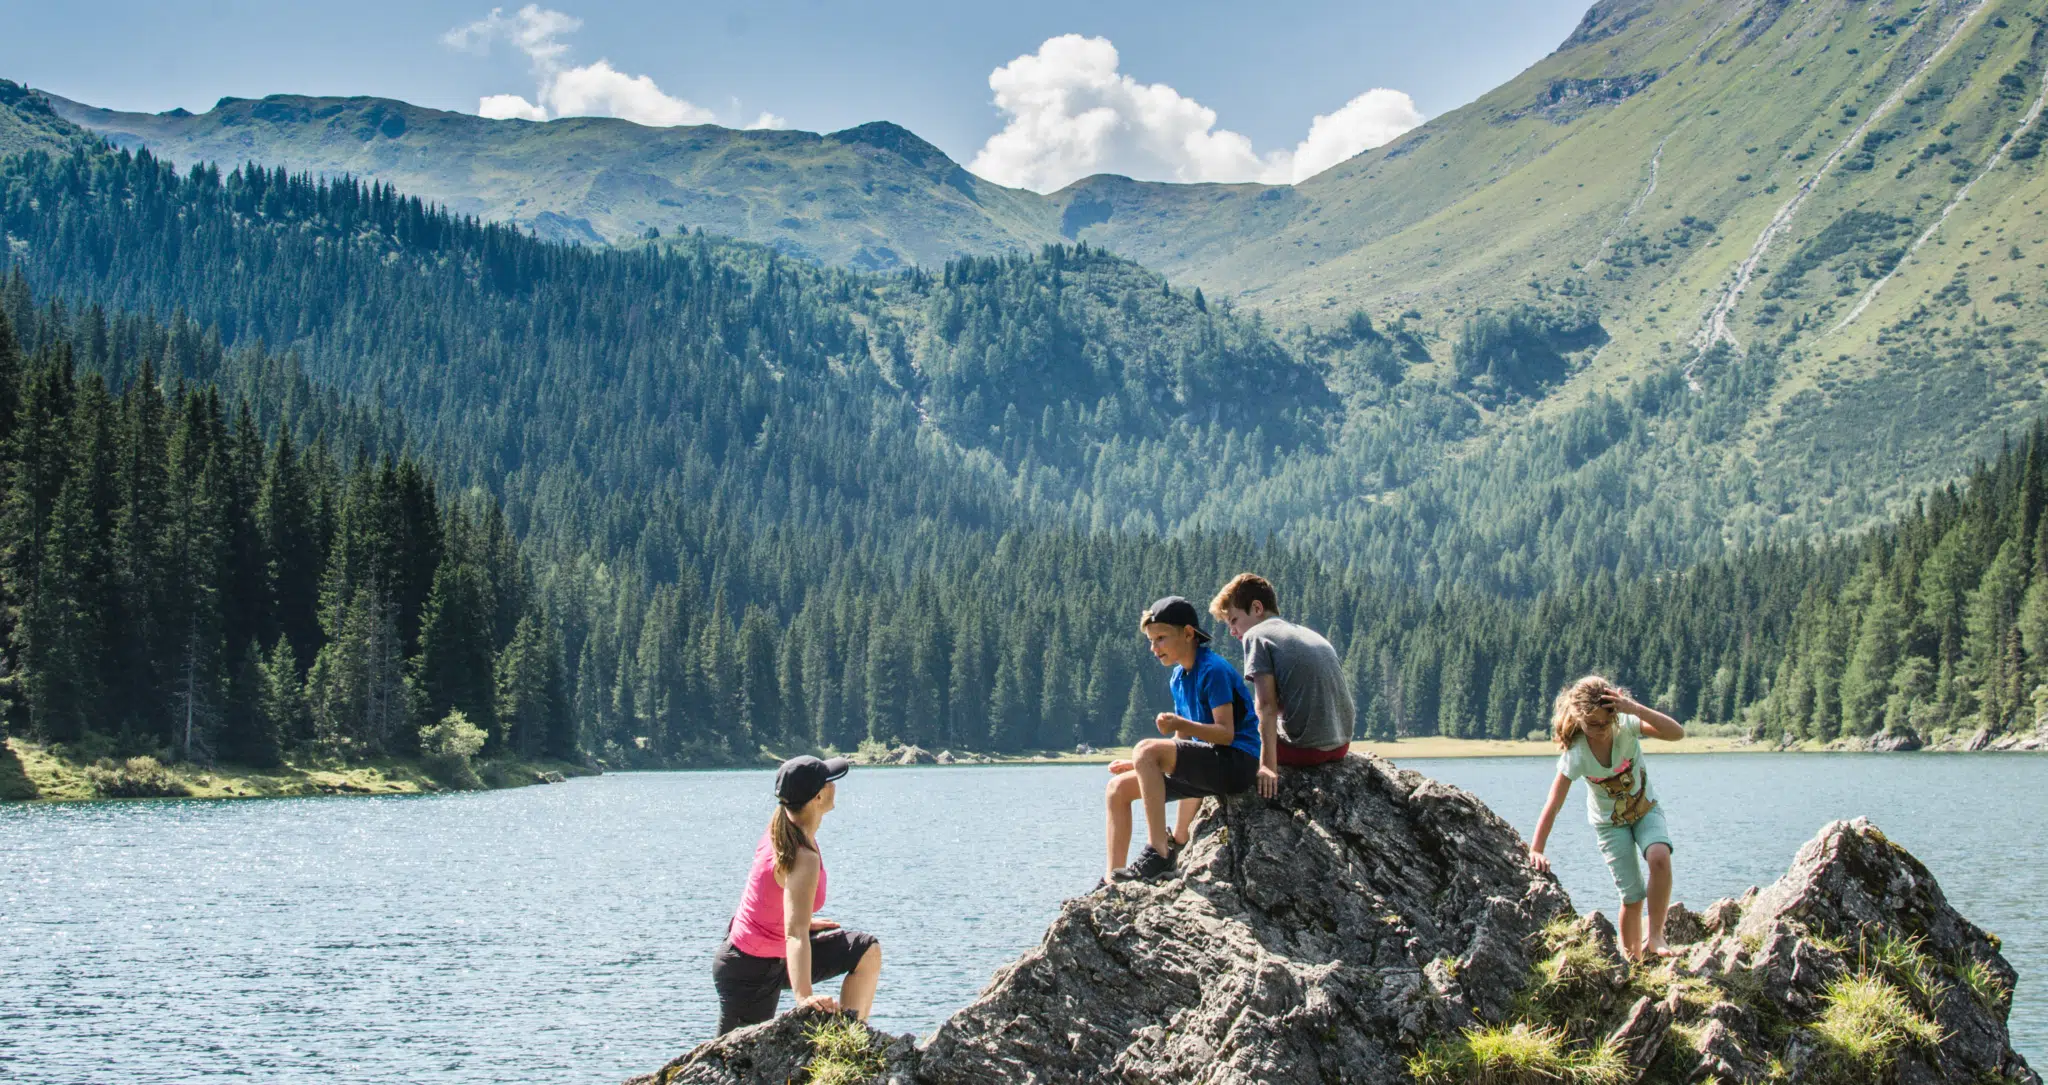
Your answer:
[1193,628,1212,643]
[821,756,852,780]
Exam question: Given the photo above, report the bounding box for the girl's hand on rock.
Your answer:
[797,993,841,1014]
[1527,849,1552,874]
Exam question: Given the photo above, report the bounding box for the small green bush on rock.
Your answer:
[1408,1022,1627,1084]
[1810,972,1944,1079]
[803,1015,886,1085]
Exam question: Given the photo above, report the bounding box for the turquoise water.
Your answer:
[1,754,2040,1082]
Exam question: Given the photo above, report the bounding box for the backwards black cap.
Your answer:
[775,754,851,808]
[1141,595,1211,643]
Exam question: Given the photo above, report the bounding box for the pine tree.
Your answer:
[415,557,499,744]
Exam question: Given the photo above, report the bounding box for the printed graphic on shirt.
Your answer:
[1591,759,1656,827]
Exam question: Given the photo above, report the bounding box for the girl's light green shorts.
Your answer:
[1594,806,1672,905]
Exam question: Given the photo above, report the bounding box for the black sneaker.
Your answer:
[1114,844,1176,882]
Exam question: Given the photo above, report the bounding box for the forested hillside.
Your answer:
[0,125,1873,600]
[6,253,2044,763]
[0,293,573,773]
[41,0,2048,571]
[6,71,2048,769]
[46,90,1057,266]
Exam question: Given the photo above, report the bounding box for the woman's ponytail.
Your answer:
[769,803,816,880]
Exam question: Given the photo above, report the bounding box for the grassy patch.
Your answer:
[803,1015,887,1085]
[1810,972,1944,1078]
[82,756,191,798]
[1408,1024,1628,1085]
[1630,959,1722,1014]
[1519,916,1624,1025]
[1869,932,1948,1006]
[3,737,588,803]
[1953,954,2011,1011]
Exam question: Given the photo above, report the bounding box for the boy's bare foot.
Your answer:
[1642,942,1678,959]
[1108,759,1135,774]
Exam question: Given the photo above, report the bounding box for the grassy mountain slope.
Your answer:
[0,81,85,158]
[1070,0,2048,561]
[42,92,1061,267]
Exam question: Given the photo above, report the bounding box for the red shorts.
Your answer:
[1276,739,1349,767]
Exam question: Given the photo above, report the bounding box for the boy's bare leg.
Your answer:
[1104,770,1141,875]
[1643,844,1675,957]
[1618,899,1645,961]
[1172,799,1198,847]
[1133,739,1179,856]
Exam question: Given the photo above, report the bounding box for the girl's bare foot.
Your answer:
[1642,942,1678,959]
[1108,759,1134,775]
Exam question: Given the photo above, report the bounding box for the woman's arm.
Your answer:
[1621,697,1687,741]
[1527,773,1572,873]
[781,850,837,1011]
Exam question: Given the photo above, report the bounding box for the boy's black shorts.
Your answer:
[712,928,878,1035]
[1163,740,1258,800]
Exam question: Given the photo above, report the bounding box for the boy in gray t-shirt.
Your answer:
[1210,573,1356,798]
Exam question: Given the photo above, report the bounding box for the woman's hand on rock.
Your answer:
[797,993,841,1014]
[1527,848,1552,873]
[1256,766,1279,799]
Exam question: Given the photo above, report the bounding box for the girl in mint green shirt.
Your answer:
[1527,675,1688,960]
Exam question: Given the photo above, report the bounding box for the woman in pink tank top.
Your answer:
[710,755,883,1035]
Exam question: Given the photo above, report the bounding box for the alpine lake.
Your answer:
[3,754,2041,1083]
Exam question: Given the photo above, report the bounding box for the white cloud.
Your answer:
[446,5,737,128]
[478,93,548,121]
[1278,88,1425,184]
[745,111,789,131]
[547,59,715,126]
[967,34,1423,192]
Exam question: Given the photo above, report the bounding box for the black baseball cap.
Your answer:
[1141,595,1211,643]
[775,755,851,808]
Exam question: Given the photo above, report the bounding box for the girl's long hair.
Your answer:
[1551,674,1628,750]
[769,802,817,881]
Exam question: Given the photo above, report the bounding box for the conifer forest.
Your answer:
[2,133,2044,772]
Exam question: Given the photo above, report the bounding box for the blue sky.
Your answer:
[1,0,1594,190]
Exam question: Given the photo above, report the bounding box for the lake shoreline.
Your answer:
[832,729,2048,769]
[15,727,2041,803]
[1,736,597,803]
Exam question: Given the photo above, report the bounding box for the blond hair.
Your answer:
[1551,675,1629,750]
[768,803,816,880]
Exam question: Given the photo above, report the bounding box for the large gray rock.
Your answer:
[632,761,2038,1085]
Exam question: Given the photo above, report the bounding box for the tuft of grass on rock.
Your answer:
[1519,919,1625,1024]
[1952,954,2011,1011]
[1869,932,1947,1006]
[803,1015,887,1085]
[1407,1023,1627,1084]
[1811,972,1944,1078]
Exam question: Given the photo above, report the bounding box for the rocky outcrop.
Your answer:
[634,755,2038,1085]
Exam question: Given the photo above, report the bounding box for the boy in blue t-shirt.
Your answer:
[1103,596,1262,882]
